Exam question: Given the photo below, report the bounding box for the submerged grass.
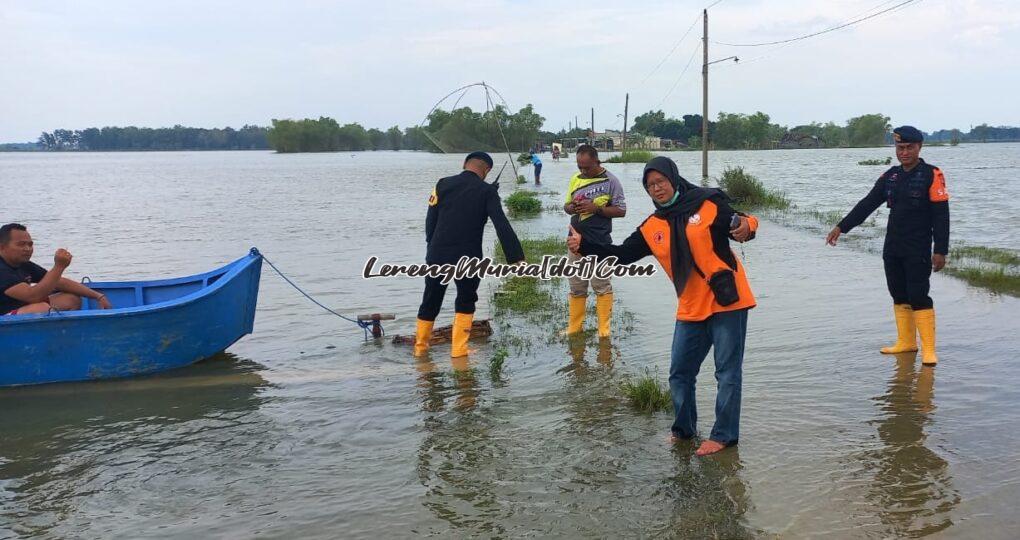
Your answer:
[858,157,892,166]
[621,374,671,413]
[945,266,1020,297]
[605,149,655,164]
[516,175,527,184]
[492,276,555,313]
[718,166,790,210]
[489,347,508,381]
[505,190,542,218]
[951,245,1020,266]
[495,235,566,263]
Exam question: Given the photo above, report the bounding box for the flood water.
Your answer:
[1,146,1018,538]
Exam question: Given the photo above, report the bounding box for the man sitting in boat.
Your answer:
[0,223,112,315]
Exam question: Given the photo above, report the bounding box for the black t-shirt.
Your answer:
[0,258,48,313]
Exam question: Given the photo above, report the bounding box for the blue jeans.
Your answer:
[669,308,748,445]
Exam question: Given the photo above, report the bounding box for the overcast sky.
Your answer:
[1,0,1018,141]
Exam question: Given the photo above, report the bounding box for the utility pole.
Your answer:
[701,9,738,184]
[591,107,595,145]
[622,93,629,152]
[575,115,579,136]
[702,8,709,184]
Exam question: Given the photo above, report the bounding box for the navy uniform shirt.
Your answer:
[838,159,951,257]
[425,170,525,264]
[0,258,47,313]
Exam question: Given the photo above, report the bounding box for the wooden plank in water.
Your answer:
[391,319,493,345]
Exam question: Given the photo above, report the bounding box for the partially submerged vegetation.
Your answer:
[946,244,1020,296]
[945,267,1020,297]
[504,191,542,217]
[717,166,790,210]
[489,347,508,382]
[604,149,655,163]
[621,375,671,413]
[495,235,565,263]
[516,174,527,184]
[858,157,892,166]
[492,276,555,313]
[951,245,1020,267]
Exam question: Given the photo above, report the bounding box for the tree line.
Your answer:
[25,111,1020,153]
[36,125,269,151]
[266,104,546,153]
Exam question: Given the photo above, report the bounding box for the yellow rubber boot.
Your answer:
[451,312,473,358]
[564,295,587,335]
[595,293,613,338]
[915,308,938,366]
[880,304,918,354]
[413,319,434,357]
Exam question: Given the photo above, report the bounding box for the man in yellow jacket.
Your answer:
[561,144,626,338]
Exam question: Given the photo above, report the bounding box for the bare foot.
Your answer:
[695,440,727,457]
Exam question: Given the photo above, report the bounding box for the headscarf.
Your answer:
[643,156,729,296]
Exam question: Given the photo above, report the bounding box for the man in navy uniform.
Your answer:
[414,152,525,358]
[827,126,950,366]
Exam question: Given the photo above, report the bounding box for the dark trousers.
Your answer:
[883,254,933,310]
[417,276,481,321]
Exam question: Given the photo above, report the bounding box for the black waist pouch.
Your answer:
[708,270,740,306]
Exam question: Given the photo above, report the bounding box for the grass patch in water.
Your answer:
[718,166,790,210]
[621,374,671,413]
[495,235,566,263]
[505,190,542,218]
[516,174,527,184]
[492,276,555,313]
[858,157,892,166]
[951,245,1020,266]
[806,209,844,227]
[605,149,655,163]
[945,266,1020,297]
[489,347,508,381]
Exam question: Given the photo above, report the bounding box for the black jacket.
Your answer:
[425,170,525,264]
[838,159,950,256]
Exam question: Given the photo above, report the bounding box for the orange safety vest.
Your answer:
[639,199,758,322]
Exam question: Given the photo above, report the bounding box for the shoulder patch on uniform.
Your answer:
[929,168,949,202]
[428,188,438,206]
[688,213,702,225]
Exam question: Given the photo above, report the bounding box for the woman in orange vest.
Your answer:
[568,156,758,456]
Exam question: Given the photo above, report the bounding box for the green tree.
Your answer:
[386,126,403,150]
[846,114,891,147]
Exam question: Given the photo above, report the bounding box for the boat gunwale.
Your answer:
[0,251,261,326]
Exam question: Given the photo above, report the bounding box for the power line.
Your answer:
[657,42,702,109]
[713,0,920,47]
[638,12,701,86]
[714,0,921,67]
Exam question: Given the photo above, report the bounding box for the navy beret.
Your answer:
[464,151,493,167]
[893,126,924,143]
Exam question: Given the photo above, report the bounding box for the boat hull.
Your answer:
[0,252,261,387]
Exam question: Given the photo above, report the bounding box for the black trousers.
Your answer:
[417,276,481,321]
[883,254,933,310]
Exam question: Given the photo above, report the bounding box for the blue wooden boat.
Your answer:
[0,249,262,387]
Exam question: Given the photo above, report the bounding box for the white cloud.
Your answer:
[1,0,1018,140]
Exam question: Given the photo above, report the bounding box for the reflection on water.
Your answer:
[1,150,1017,536]
[0,354,268,537]
[652,448,756,539]
[862,355,960,537]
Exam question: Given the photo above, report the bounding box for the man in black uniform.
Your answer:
[415,152,525,358]
[827,126,950,366]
